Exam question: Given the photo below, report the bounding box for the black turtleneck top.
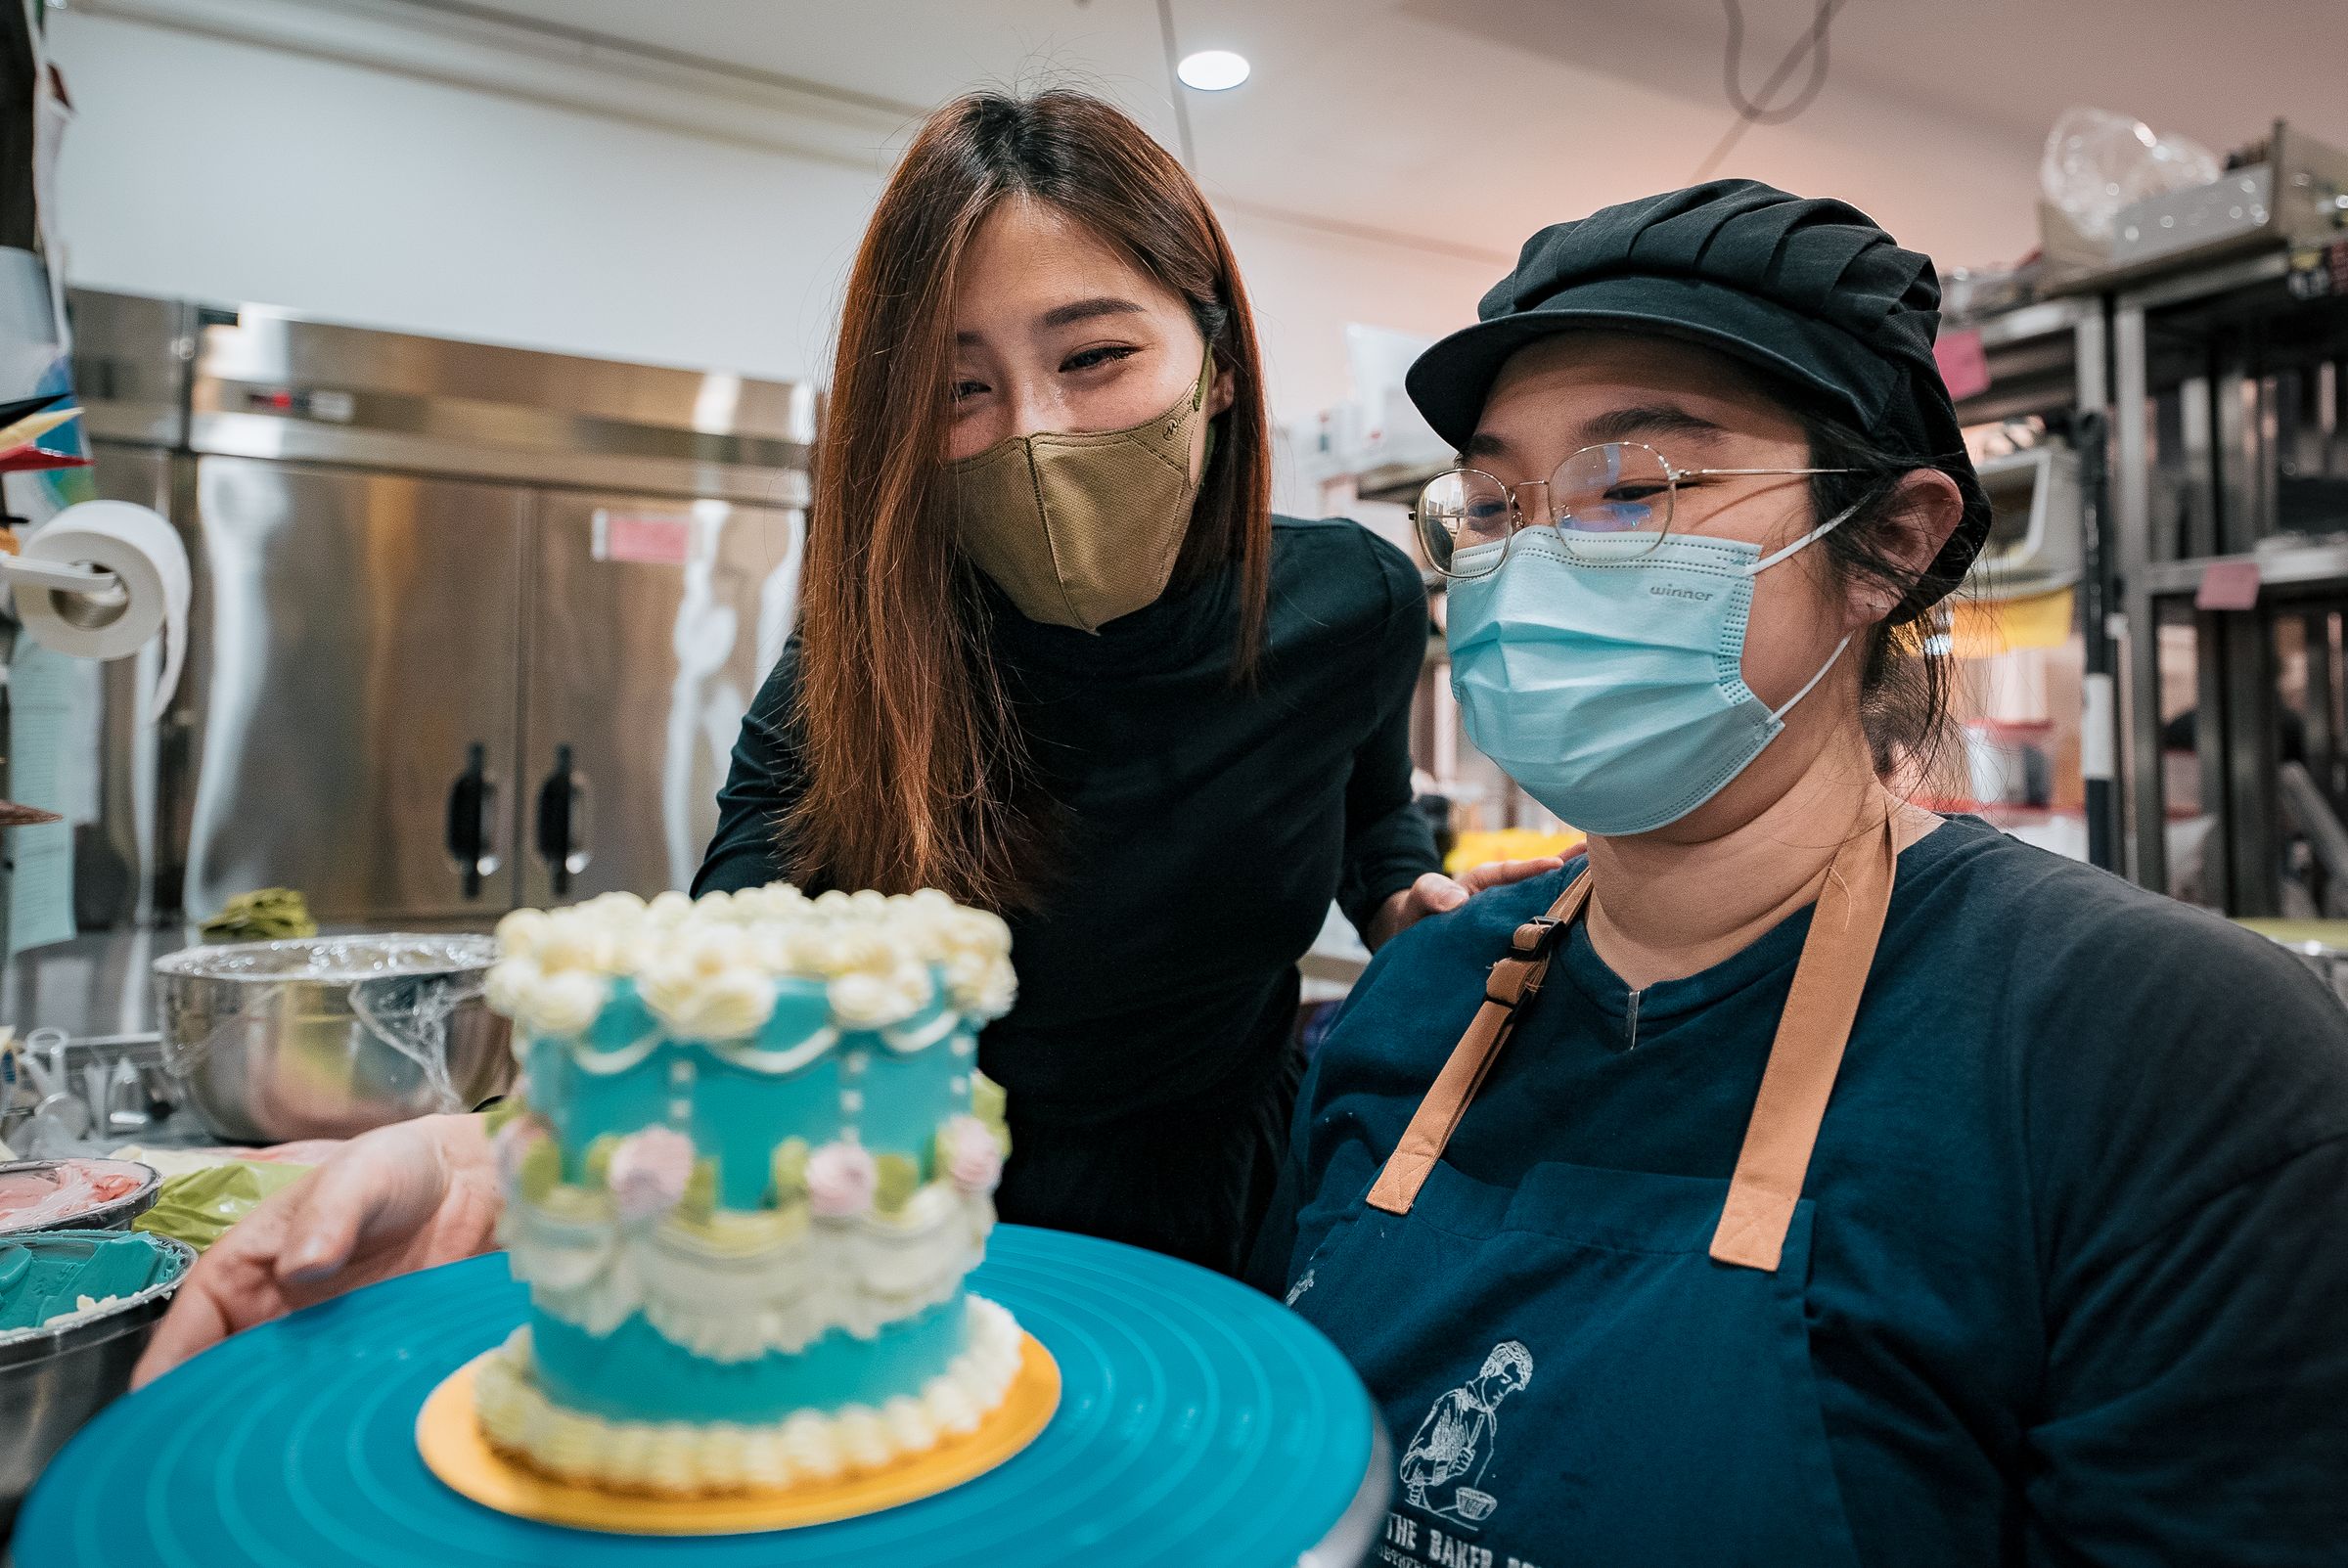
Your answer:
[695,515,1440,1127]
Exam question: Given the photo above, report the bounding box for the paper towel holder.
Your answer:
[0,555,120,599]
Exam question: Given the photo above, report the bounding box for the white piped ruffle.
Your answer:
[474,1295,1026,1497]
[499,1182,994,1362]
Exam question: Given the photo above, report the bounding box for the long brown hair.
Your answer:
[787,90,1274,912]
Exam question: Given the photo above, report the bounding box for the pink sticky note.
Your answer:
[1934,329,1991,402]
[595,512,692,566]
[2195,559,2262,610]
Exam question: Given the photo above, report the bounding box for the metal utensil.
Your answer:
[0,1231,195,1533]
[79,1064,110,1132]
[153,935,514,1142]
[15,1030,66,1104]
[105,1057,152,1136]
[25,1094,90,1146]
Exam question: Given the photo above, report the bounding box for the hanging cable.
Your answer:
[1154,0,1198,169]
[1690,0,1850,183]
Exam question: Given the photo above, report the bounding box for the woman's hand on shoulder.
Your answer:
[131,1111,501,1388]
[1370,858,1565,948]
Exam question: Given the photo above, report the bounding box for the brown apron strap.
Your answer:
[1365,874,1592,1216]
[1361,814,1902,1274]
[1707,814,1900,1270]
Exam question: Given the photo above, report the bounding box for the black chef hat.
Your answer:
[1407,179,1990,602]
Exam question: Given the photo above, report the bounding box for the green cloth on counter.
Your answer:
[132,1159,312,1252]
[2235,918,2348,951]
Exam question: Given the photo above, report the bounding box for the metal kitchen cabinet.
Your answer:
[180,457,526,924]
[67,290,812,931]
[519,492,801,905]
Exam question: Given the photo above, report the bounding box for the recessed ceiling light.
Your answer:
[1176,50,1250,91]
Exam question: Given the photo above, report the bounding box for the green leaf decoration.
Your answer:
[582,1134,621,1189]
[970,1071,1008,1137]
[518,1138,562,1203]
[770,1139,811,1207]
[874,1152,920,1216]
[680,1157,719,1223]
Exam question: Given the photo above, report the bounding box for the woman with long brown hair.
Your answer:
[133,88,1548,1379]
[692,87,1558,1269]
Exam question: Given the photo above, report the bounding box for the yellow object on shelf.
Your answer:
[1948,587,2075,658]
[1446,828,1585,875]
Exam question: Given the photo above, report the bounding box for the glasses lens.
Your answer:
[1553,443,1673,550]
[1417,470,1513,576]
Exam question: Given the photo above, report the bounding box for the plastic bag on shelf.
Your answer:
[2041,108,2221,243]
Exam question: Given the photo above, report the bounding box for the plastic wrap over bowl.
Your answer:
[153,936,515,1142]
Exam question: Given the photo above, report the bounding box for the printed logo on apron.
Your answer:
[1398,1341,1533,1531]
[1285,1268,1317,1307]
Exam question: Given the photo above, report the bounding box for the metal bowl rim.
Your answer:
[153,933,498,980]
[0,1231,196,1370]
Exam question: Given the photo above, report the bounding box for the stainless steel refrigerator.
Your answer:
[71,291,811,928]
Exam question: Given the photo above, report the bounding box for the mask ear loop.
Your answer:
[1751,498,1863,722]
[1769,635,1853,722]
[1744,499,1861,576]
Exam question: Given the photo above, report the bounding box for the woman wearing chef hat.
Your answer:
[1252,182,2348,1564]
[132,88,1560,1384]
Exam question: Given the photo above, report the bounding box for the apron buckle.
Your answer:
[1509,916,1568,961]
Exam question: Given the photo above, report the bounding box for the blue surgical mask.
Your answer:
[1445,510,1856,835]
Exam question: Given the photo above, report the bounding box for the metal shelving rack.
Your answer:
[1324,210,2348,912]
[1945,294,2120,867]
[2110,244,2348,913]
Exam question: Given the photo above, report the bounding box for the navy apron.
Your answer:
[1288,816,1898,1568]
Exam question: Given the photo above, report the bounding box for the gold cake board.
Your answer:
[415,1332,1061,1535]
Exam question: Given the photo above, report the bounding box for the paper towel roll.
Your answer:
[14,500,191,723]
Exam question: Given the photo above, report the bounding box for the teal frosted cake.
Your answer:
[474,884,1022,1495]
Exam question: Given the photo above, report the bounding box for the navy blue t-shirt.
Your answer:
[1252,816,2348,1565]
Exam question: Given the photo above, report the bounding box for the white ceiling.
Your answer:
[373,0,2348,274]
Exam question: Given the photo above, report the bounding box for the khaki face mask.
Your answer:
[948,351,1215,632]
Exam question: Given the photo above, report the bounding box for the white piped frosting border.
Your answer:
[488,885,1016,1048]
[474,1294,1025,1496]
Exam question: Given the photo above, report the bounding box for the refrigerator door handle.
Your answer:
[444,742,500,899]
[534,743,592,897]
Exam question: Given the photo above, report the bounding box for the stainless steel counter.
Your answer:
[1,927,190,1042]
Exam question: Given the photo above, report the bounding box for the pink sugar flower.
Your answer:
[939,1116,1003,1195]
[608,1126,697,1223]
[806,1140,878,1219]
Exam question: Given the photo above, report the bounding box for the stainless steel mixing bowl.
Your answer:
[152,935,514,1143]
[0,1230,197,1534]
